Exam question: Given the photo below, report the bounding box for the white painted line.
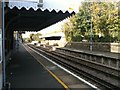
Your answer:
[26,44,100,90]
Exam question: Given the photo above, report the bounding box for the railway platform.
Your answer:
[56,47,120,69]
[6,43,66,89]
[60,47,119,59]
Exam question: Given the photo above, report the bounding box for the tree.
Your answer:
[30,34,34,41]
[62,1,119,42]
[29,33,42,42]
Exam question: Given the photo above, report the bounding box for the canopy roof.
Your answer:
[5,0,77,31]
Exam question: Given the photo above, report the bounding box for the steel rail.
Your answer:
[27,44,120,89]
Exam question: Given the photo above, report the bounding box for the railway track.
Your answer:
[27,44,120,90]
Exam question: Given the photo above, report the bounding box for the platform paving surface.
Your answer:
[6,44,65,89]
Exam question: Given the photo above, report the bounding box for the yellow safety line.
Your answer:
[24,45,70,90]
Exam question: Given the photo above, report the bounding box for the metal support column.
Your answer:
[0,1,3,90]
[2,0,6,88]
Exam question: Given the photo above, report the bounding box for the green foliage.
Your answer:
[24,38,32,43]
[62,2,119,43]
[29,33,42,42]
[30,34,34,41]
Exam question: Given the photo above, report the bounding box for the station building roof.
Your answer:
[39,32,65,38]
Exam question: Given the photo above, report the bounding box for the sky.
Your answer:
[39,19,67,35]
[38,0,82,34]
[38,0,118,35]
[22,0,83,38]
[22,0,119,38]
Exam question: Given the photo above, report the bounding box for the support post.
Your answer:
[2,0,6,88]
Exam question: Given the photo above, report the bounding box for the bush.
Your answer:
[72,35,83,42]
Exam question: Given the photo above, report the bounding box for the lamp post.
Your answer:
[37,0,43,8]
[90,17,93,51]
[86,2,93,51]
[86,19,93,51]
